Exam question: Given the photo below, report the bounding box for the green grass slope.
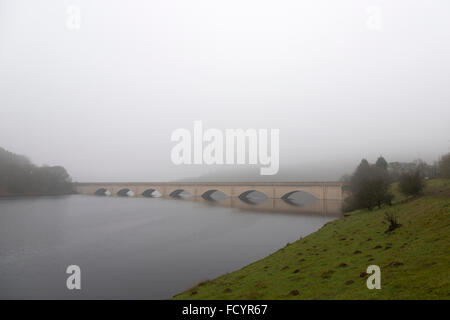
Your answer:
[174,179,450,299]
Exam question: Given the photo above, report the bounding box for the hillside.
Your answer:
[174,179,450,299]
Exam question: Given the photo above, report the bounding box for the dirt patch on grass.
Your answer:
[289,290,299,296]
[385,261,404,268]
[320,270,335,279]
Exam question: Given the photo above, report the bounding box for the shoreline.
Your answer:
[173,179,450,299]
[0,192,75,198]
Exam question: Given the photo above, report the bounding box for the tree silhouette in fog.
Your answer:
[375,156,388,171]
[344,158,393,211]
[0,147,73,195]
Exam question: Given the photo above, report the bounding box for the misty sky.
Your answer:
[1,0,449,181]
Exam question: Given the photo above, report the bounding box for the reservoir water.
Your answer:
[0,195,341,299]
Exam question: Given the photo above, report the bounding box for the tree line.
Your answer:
[0,147,73,196]
[343,152,450,212]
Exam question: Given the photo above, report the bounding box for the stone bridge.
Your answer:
[75,181,344,201]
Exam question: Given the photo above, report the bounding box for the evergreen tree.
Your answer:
[375,156,388,170]
[345,158,393,211]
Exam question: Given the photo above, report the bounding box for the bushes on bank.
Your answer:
[343,157,393,211]
[398,170,425,196]
[438,153,450,178]
[0,147,73,195]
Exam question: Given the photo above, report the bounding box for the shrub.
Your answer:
[398,170,425,196]
[384,212,401,233]
[348,159,393,210]
[342,194,359,212]
[439,153,450,178]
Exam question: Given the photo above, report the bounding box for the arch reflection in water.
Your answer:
[238,190,269,205]
[193,197,342,217]
[117,188,135,197]
[94,188,111,196]
[281,190,317,207]
[201,190,228,202]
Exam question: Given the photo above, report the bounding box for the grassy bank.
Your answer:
[174,179,450,299]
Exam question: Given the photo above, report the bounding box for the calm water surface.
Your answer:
[0,195,340,299]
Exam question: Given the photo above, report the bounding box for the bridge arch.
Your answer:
[201,190,227,202]
[95,188,111,196]
[117,188,134,197]
[142,189,161,198]
[238,190,268,204]
[169,189,192,199]
[281,190,317,206]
